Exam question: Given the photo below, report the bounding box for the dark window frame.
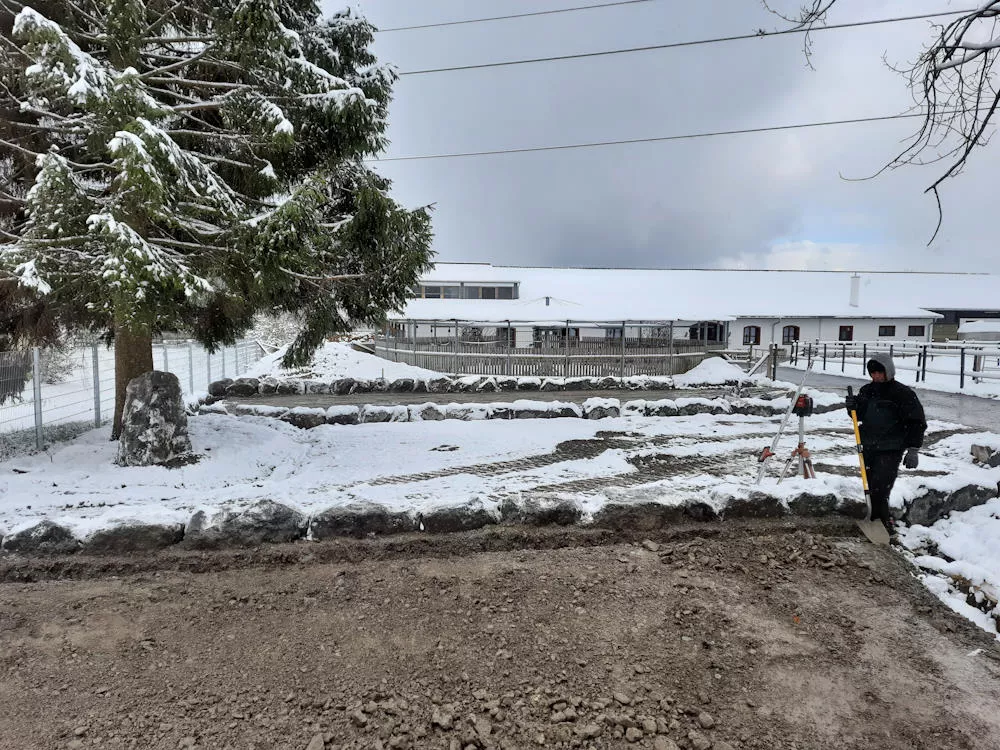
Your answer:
[878,325,896,337]
[781,325,800,345]
[908,325,926,337]
[743,326,761,345]
[838,325,854,342]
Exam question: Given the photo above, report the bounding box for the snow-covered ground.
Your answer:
[247,341,441,381]
[786,355,1000,399]
[2,342,998,640]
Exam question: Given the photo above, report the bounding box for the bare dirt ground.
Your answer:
[2,522,1000,750]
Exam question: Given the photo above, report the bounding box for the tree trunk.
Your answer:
[112,325,154,440]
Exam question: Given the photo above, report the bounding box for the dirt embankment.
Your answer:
[1,522,999,750]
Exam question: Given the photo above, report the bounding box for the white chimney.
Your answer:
[849,274,860,308]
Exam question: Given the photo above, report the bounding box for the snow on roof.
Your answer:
[397,264,991,322]
[958,319,1000,334]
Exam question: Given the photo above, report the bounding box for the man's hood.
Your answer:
[868,352,896,381]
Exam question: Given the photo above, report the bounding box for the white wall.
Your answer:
[729,317,935,349]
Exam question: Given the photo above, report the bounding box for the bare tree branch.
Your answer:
[770,0,1000,242]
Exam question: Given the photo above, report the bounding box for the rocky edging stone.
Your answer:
[199,395,841,427]
[3,482,994,555]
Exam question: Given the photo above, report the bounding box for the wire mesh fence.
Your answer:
[0,339,264,458]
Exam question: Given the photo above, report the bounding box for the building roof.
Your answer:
[395,263,1000,323]
[958,319,1000,334]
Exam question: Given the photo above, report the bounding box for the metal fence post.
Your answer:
[32,347,43,450]
[91,343,101,428]
[822,344,827,370]
[452,319,458,374]
[960,347,966,389]
[922,344,928,383]
[188,342,195,394]
[841,343,846,373]
[668,321,674,377]
[620,320,626,377]
[862,343,867,375]
[564,319,571,378]
[506,320,512,376]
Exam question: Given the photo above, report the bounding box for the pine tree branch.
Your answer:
[279,267,364,282]
[147,36,217,45]
[147,76,248,91]
[197,153,259,171]
[154,236,228,253]
[140,44,216,80]
[145,85,202,105]
[143,1,184,37]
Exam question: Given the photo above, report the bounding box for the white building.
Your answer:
[392,263,1000,350]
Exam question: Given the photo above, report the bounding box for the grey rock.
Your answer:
[539,378,565,392]
[476,378,500,393]
[515,378,542,391]
[259,376,280,395]
[310,505,415,539]
[81,523,184,554]
[280,409,327,429]
[594,377,619,390]
[499,499,582,527]
[305,734,325,750]
[420,503,497,533]
[625,727,643,742]
[276,379,304,395]
[302,380,330,395]
[370,378,390,393]
[971,444,1000,467]
[426,377,453,394]
[584,401,620,420]
[724,492,787,519]
[360,405,408,423]
[224,377,260,397]
[332,378,356,396]
[1,520,79,555]
[564,377,596,391]
[488,406,514,420]
[208,378,233,397]
[592,503,701,531]
[326,407,360,426]
[645,400,679,417]
[653,738,680,750]
[697,712,715,729]
[350,378,372,394]
[512,405,550,420]
[390,378,416,393]
[184,500,307,547]
[409,403,446,421]
[906,484,998,526]
[117,371,192,467]
[789,493,839,517]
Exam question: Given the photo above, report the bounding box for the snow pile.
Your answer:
[673,357,747,387]
[247,342,443,381]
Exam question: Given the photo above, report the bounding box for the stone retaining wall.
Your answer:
[2,482,995,555]
[202,396,843,426]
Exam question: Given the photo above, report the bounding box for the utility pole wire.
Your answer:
[398,9,976,76]
[370,110,963,162]
[378,0,658,33]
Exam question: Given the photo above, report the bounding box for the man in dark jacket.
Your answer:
[845,352,927,538]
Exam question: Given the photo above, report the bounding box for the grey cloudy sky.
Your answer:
[326,1,1000,273]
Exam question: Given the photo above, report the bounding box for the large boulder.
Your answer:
[905,484,998,526]
[1,520,79,555]
[310,505,415,539]
[81,523,184,554]
[208,378,233,397]
[117,371,193,467]
[184,500,307,547]
[224,377,260,397]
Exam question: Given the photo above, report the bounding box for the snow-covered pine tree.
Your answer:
[0,0,433,438]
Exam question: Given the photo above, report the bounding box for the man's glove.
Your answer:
[904,448,919,469]
[845,394,858,413]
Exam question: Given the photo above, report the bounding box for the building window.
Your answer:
[839,326,854,341]
[908,325,926,337]
[606,328,624,340]
[442,285,460,299]
[781,325,800,344]
[497,286,514,300]
[743,326,761,345]
[878,325,896,337]
[422,285,442,299]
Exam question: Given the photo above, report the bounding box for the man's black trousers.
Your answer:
[865,449,904,527]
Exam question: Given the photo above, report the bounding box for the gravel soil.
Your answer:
[2,521,999,750]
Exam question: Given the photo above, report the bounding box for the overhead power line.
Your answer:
[398,9,975,76]
[378,0,658,33]
[372,110,937,162]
